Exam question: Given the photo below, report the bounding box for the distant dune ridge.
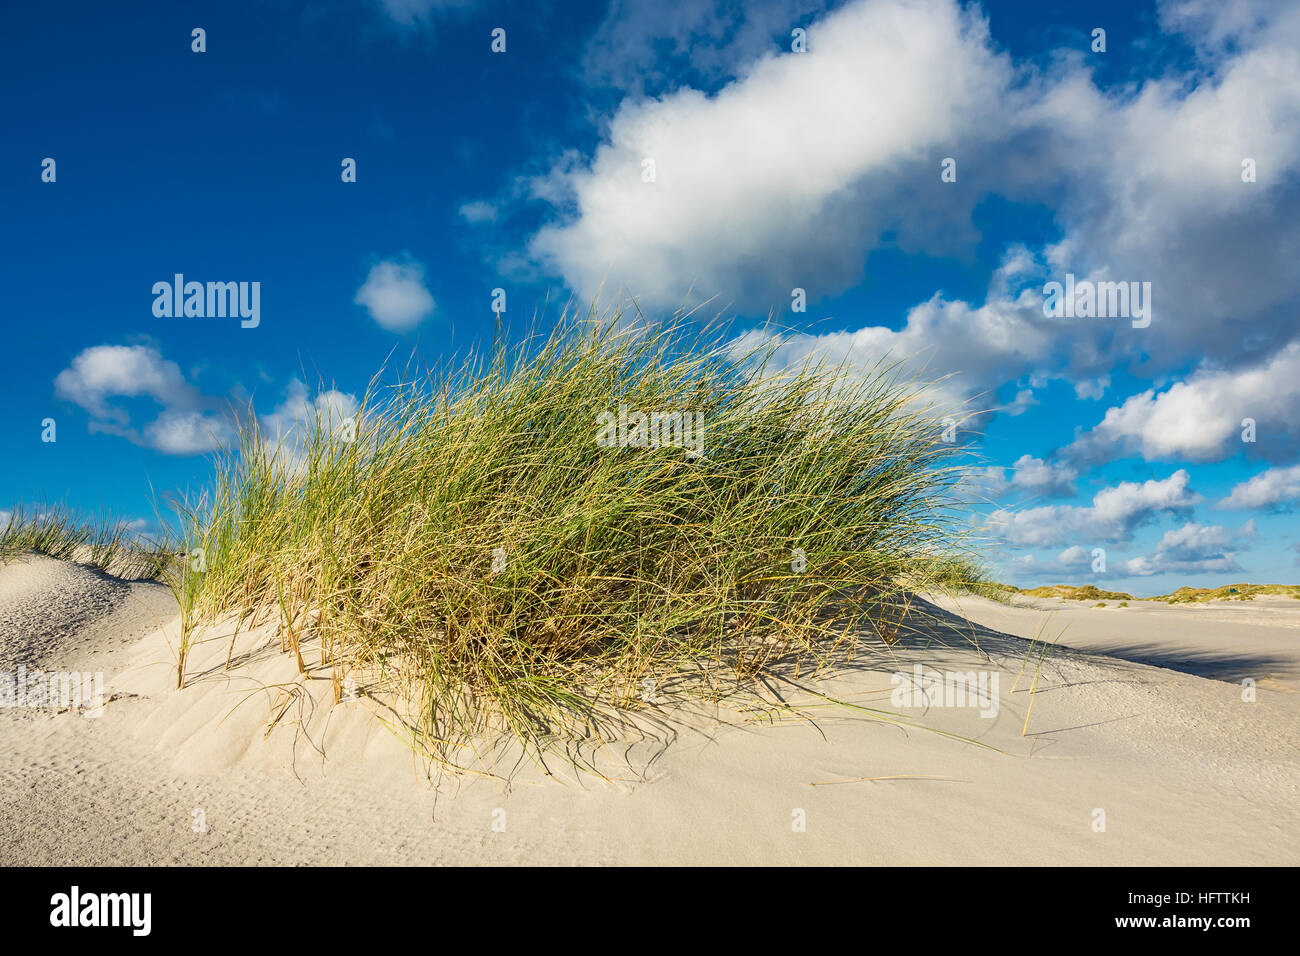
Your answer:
[1015,582,1300,603]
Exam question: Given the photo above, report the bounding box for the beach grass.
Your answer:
[919,555,1016,602]
[0,503,170,580]
[160,309,981,765]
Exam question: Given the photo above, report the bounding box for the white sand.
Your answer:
[2,554,1296,865]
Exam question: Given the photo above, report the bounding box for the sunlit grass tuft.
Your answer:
[170,309,981,766]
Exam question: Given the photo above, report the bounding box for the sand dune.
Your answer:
[1,554,1296,865]
[933,591,1300,690]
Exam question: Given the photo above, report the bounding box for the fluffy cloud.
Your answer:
[729,250,1053,421]
[522,0,1300,458]
[1218,463,1300,510]
[1021,2,1300,376]
[533,0,1300,324]
[54,344,197,424]
[967,454,1078,501]
[1005,388,1037,416]
[1122,521,1253,577]
[531,0,1017,313]
[1157,0,1290,63]
[986,470,1202,548]
[355,259,435,332]
[458,200,499,224]
[1008,545,1097,577]
[1066,343,1300,465]
[53,344,235,454]
[143,410,239,456]
[54,344,358,459]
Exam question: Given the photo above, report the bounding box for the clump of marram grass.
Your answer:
[171,310,979,767]
[0,503,171,580]
[1154,583,1300,603]
[913,554,1015,603]
[1019,583,1135,602]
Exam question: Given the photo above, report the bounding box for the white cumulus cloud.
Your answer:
[516,0,1300,457]
[355,259,435,332]
[986,470,1202,549]
[54,344,359,460]
[1122,521,1253,577]
[530,0,1016,313]
[1218,463,1300,510]
[53,344,235,454]
[1067,343,1300,465]
[966,454,1078,501]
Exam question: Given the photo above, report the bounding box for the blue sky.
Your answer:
[3,0,1299,595]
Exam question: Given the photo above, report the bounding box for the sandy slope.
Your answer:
[1,554,1296,865]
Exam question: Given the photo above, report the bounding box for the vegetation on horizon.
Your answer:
[1154,583,1300,603]
[1008,582,1300,604]
[0,504,170,580]
[1018,584,1136,602]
